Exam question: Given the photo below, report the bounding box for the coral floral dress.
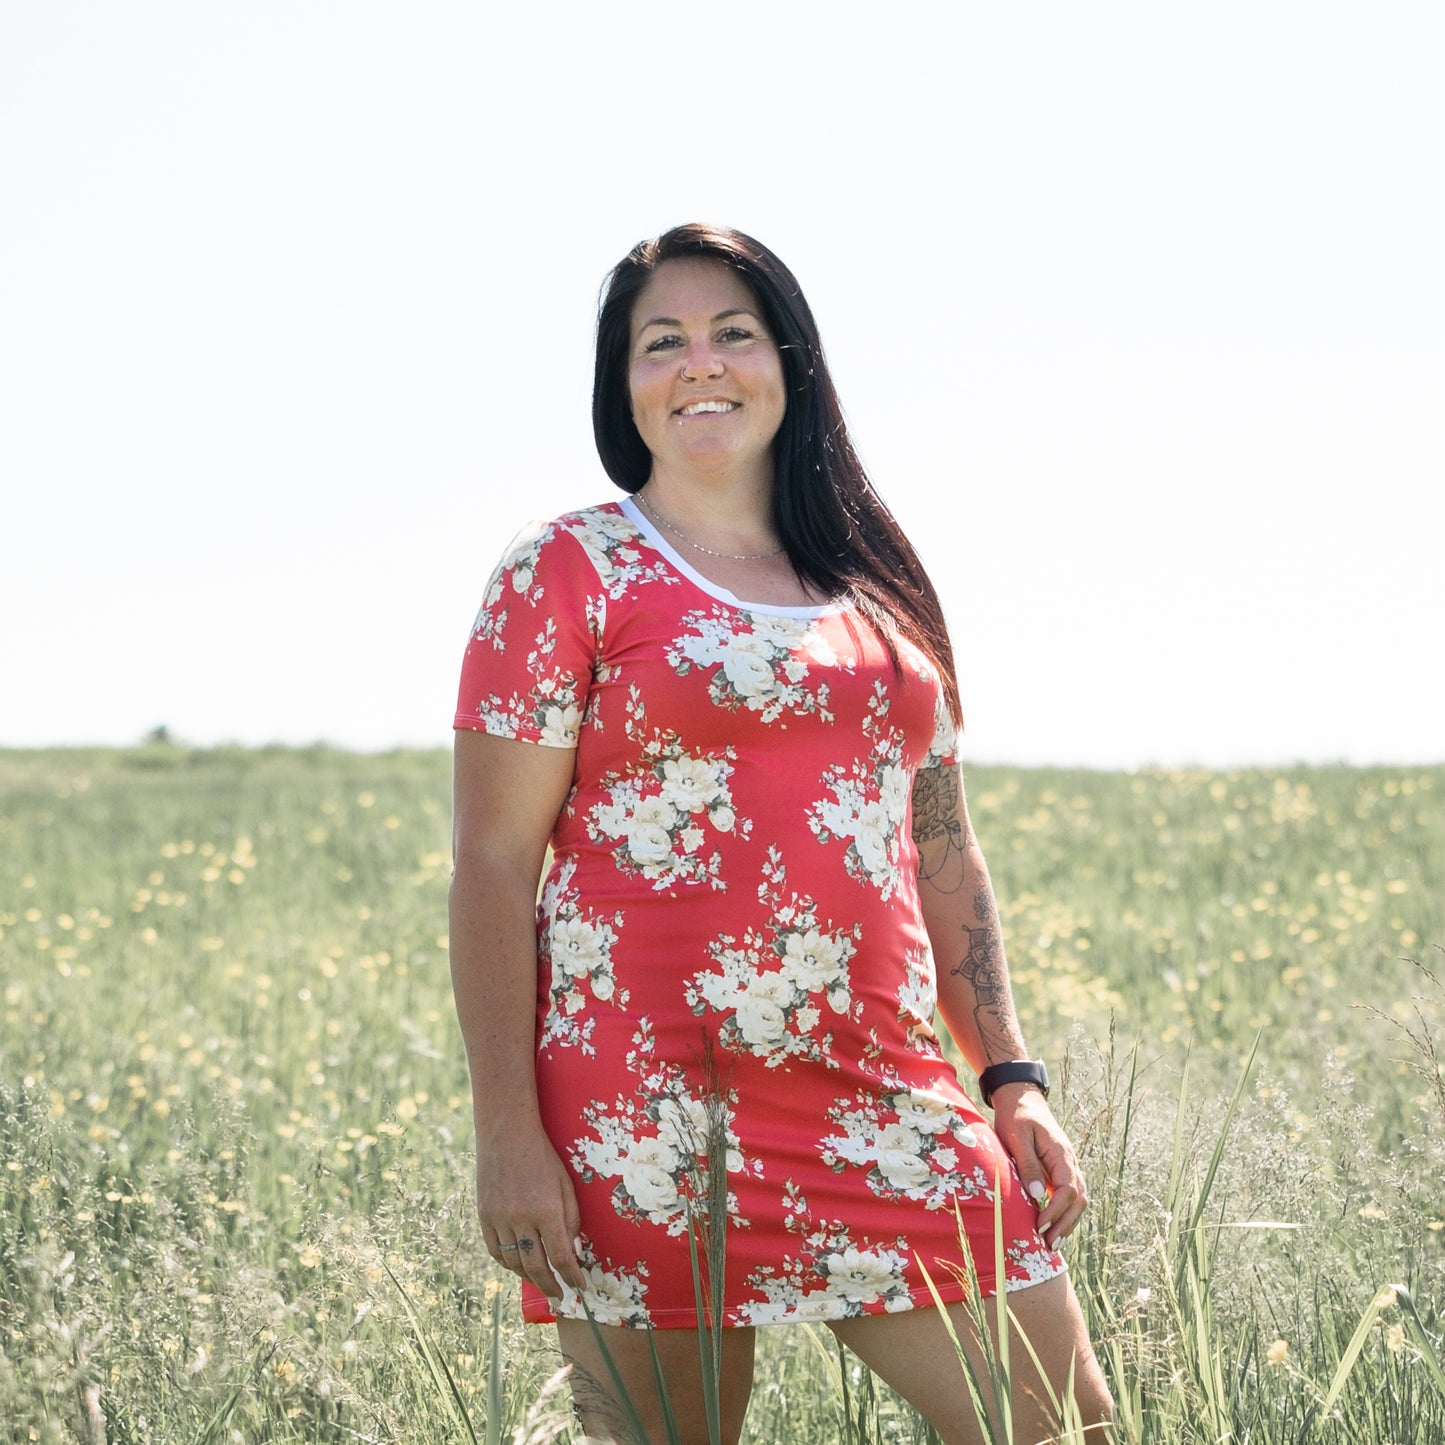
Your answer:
[454,497,1065,1329]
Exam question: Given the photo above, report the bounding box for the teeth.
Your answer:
[680,401,737,415]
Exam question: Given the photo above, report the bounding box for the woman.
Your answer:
[450,224,1112,1443]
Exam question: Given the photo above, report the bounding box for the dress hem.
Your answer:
[521,1260,1069,1330]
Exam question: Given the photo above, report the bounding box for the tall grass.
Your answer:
[2,746,1442,1440]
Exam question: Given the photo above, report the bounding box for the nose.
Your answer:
[679,340,724,380]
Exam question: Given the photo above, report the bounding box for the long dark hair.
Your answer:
[593,222,961,727]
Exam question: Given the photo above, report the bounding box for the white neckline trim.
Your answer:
[619,497,843,619]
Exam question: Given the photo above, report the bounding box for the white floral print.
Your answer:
[589,729,748,890]
[571,1063,753,1238]
[468,613,593,746]
[925,678,958,766]
[1006,1240,1069,1290]
[740,1184,914,1323]
[539,859,627,1054]
[820,1082,991,1210]
[470,521,551,652]
[808,682,912,899]
[897,944,940,1053]
[666,608,840,724]
[569,509,677,599]
[553,1255,652,1327]
[821,1245,914,1307]
[686,850,861,1067]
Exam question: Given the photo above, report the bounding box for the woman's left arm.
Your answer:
[911,761,1088,1247]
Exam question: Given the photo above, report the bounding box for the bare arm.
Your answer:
[912,762,1087,1245]
[450,727,584,1295]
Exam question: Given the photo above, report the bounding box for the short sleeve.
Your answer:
[921,681,959,770]
[453,520,604,749]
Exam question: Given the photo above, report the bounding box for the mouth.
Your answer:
[675,400,739,417]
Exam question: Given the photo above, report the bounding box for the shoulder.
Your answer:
[488,502,631,583]
[547,499,681,600]
[550,500,633,537]
[512,503,645,567]
[467,508,612,643]
[499,500,627,551]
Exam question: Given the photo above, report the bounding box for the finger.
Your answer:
[513,1233,565,1298]
[1031,1143,1081,1210]
[560,1181,587,1289]
[492,1238,525,1271]
[1035,1171,1084,1230]
[1030,1149,1077,1208]
[1045,1204,1085,1247]
[539,1222,587,1293]
[1040,1184,1089,1245]
[565,1185,584,1251]
[1034,1184,1063,1234]
[1007,1134,1049,1217]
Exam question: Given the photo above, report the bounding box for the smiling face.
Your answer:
[627,258,787,488]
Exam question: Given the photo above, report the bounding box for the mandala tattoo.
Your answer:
[950,888,1017,1057]
[971,884,995,927]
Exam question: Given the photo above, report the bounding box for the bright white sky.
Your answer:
[2,2,1440,769]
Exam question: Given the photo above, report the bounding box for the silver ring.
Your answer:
[497,1243,520,1253]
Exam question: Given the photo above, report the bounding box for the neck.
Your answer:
[639,471,778,556]
[641,468,774,525]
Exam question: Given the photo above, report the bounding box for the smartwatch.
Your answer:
[978,1059,1050,1109]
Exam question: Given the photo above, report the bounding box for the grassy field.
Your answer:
[2,745,1442,1442]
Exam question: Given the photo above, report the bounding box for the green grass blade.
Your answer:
[580,1296,662,1445]
[707,1105,728,1411]
[644,1323,684,1444]
[686,1211,721,1445]
[837,1335,857,1445]
[484,1286,504,1445]
[1170,1032,1261,1305]
[1186,1030,1261,1241]
[1321,1284,1399,1415]
[1163,1042,1192,1263]
[1002,1299,1070,1428]
[1094,1033,1141,1300]
[1391,1284,1445,1403]
[916,1253,1001,1445]
[991,1171,1013,1445]
[384,1260,480,1445]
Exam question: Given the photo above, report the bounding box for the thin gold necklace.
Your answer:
[638,491,784,561]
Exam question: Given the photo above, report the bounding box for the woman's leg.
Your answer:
[554,1319,756,1445]
[826,1275,1112,1445]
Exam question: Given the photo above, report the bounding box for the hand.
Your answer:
[476,1123,586,1299]
[989,1084,1088,1250]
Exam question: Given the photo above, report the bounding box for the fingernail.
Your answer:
[1028,1180,1046,1203]
[573,1236,584,1256]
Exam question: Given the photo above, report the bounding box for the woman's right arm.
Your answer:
[449,727,585,1299]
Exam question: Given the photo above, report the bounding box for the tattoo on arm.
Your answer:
[914,768,1026,1059]
[949,886,1022,1060]
[971,884,995,928]
[951,925,1005,1009]
[913,767,967,890]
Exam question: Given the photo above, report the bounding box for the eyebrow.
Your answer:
[636,307,759,332]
